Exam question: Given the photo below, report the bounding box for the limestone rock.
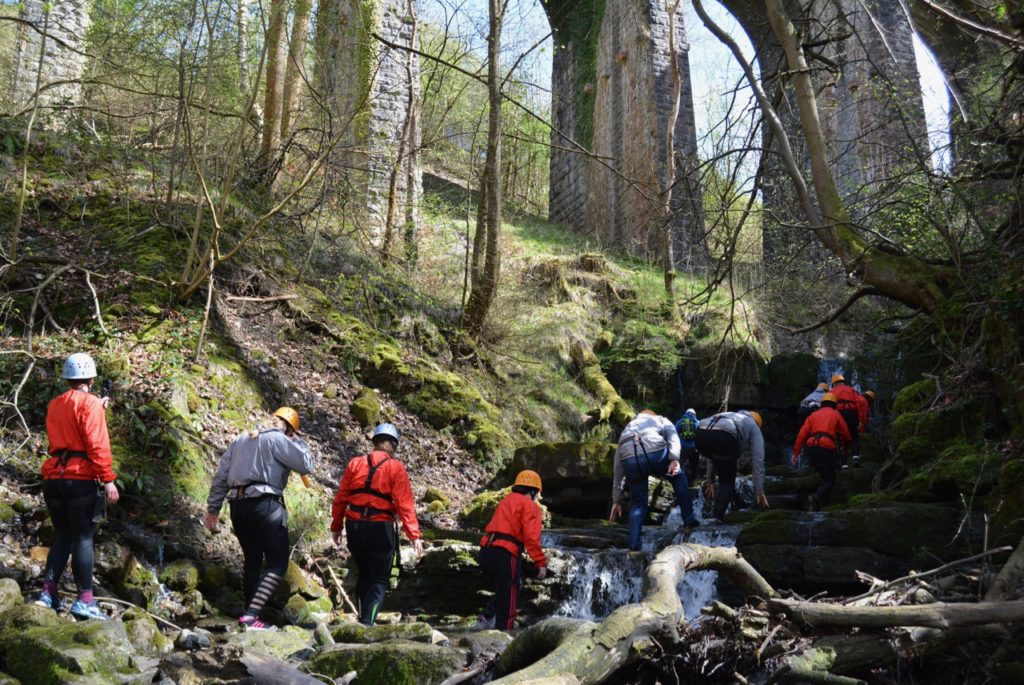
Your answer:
[0,578,21,617]
[283,593,333,627]
[309,640,465,684]
[121,608,173,656]
[282,561,327,600]
[174,628,211,650]
[351,387,381,428]
[508,442,614,518]
[422,487,450,508]
[159,558,200,593]
[226,625,312,660]
[117,555,161,608]
[331,621,434,644]
[0,619,140,684]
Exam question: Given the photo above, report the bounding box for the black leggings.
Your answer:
[839,409,860,459]
[346,519,397,626]
[479,545,521,630]
[230,495,290,617]
[805,445,839,503]
[43,479,102,592]
[695,429,741,519]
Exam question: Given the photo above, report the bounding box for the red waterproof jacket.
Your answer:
[480,492,547,567]
[43,389,116,483]
[331,450,421,540]
[831,383,860,417]
[856,393,870,428]
[794,406,852,454]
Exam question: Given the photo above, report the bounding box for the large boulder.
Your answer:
[309,640,465,684]
[0,619,141,684]
[507,442,615,518]
[386,541,489,617]
[681,344,767,408]
[158,558,200,593]
[736,504,979,594]
[765,352,819,410]
[331,622,434,644]
[0,579,21,617]
[225,625,313,660]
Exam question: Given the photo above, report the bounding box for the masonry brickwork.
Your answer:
[11,0,90,113]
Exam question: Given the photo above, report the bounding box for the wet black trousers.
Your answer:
[695,428,741,519]
[839,409,860,461]
[346,519,397,626]
[479,545,521,631]
[43,479,102,591]
[230,495,290,614]
[805,445,839,503]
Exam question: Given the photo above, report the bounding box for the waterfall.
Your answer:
[550,491,742,622]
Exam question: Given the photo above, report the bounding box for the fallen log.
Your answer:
[986,537,1024,602]
[770,597,1024,629]
[492,544,776,684]
[569,337,635,427]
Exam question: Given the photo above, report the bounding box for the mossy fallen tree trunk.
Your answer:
[770,597,1024,629]
[569,337,635,428]
[492,545,776,684]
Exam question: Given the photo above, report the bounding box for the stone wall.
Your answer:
[10,0,89,112]
[317,0,421,243]
[548,0,706,265]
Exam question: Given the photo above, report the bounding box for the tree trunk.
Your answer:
[259,0,289,181]
[569,338,635,427]
[280,0,311,140]
[492,544,776,684]
[985,536,1024,602]
[461,0,505,337]
[659,0,682,320]
[769,597,1024,630]
[237,0,250,103]
[763,0,953,315]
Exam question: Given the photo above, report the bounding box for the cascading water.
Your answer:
[549,491,742,622]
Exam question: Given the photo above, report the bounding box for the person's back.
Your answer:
[674,409,700,481]
[792,395,851,509]
[798,383,828,428]
[696,411,767,519]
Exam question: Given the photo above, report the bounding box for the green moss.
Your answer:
[892,377,938,416]
[423,487,451,508]
[990,458,1024,544]
[158,559,200,593]
[544,0,607,149]
[1,621,138,685]
[331,622,433,644]
[310,640,464,684]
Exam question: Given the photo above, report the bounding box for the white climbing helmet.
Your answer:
[373,423,400,444]
[62,353,97,380]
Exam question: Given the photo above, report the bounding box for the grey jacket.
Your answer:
[800,387,826,408]
[699,412,765,495]
[612,413,681,504]
[207,428,314,513]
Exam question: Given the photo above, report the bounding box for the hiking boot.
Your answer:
[69,600,108,620]
[35,591,63,612]
[239,614,269,631]
[852,455,861,468]
[808,494,821,512]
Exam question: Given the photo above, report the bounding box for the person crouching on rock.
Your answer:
[331,423,423,626]
[37,353,119,620]
[609,410,700,551]
[696,410,769,520]
[792,393,851,510]
[478,470,548,630]
[205,407,313,631]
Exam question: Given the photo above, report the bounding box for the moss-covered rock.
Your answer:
[281,561,327,600]
[461,489,550,529]
[0,672,20,685]
[0,602,61,638]
[225,625,312,660]
[0,619,139,685]
[386,542,490,617]
[121,608,173,655]
[990,458,1024,545]
[0,579,21,617]
[765,352,819,410]
[309,640,465,684]
[426,500,446,515]
[117,555,161,608]
[423,487,450,508]
[351,387,381,427]
[158,558,200,593]
[331,621,434,644]
[892,377,938,416]
[283,594,334,627]
[508,442,615,518]
[0,503,17,525]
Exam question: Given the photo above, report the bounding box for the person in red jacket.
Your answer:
[829,374,864,469]
[792,393,851,510]
[331,423,423,625]
[37,353,119,620]
[477,470,548,631]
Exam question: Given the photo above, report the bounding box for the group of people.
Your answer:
[608,407,768,550]
[35,352,546,632]
[793,374,876,510]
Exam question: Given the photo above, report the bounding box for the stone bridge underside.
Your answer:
[542,0,929,269]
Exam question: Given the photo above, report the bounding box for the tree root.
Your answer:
[569,337,635,428]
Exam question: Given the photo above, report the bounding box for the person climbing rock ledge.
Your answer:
[477,470,548,631]
[331,423,424,626]
[792,393,851,510]
[609,409,700,551]
[205,406,314,631]
[36,353,119,621]
[696,410,768,520]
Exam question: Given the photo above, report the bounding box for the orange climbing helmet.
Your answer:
[816,382,828,391]
[821,393,838,405]
[743,410,763,429]
[831,374,846,385]
[273,406,300,433]
[864,390,877,402]
[514,470,543,492]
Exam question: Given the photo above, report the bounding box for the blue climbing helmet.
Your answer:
[372,423,400,444]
